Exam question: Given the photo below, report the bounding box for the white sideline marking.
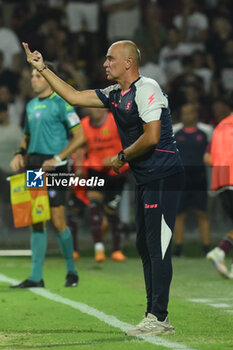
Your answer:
[208,303,230,308]
[0,250,31,256]
[189,298,233,302]
[0,273,195,350]
[189,298,233,313]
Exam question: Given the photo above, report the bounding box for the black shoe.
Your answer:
[202,245,211,257]
[65,272,78,287]
[10,279,45,289]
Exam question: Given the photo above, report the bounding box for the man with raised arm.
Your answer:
[22,40,184,336]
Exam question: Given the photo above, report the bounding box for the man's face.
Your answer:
[212,101,229,123]
[31,69,50,94]
[103,44,126,81]
[181,105,197,125]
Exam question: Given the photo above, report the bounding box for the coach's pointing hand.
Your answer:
[22,42,45,71]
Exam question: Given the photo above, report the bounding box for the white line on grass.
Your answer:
[188,298,233,312]
[0,273,196,350]
[208,303,230,308]
[189,298,233,303]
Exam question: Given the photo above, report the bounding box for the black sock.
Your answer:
[173,244,183,257]
[88,200,103,243]
[106,212,122,251]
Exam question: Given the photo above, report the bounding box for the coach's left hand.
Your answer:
[111,155,124,174]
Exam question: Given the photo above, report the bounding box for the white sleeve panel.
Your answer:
[197,122,214,143]
[173,122,184,134]
[99,83,120,98]
[135,77,168,123]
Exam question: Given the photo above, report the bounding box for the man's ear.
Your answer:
[125,57,133,70]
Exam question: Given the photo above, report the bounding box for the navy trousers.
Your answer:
[135,172,184,321]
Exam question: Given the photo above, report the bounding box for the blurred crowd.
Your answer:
[1,0,233,248]
[0,0,232,124]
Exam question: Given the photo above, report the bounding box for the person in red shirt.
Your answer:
[75,108,129,262]
[205,96,233,279]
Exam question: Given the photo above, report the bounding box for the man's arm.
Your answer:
[22,43,104,108]
[10,135,30,172]
[42,126,86,170]
[111,121,161,173]
[125,121,161,160]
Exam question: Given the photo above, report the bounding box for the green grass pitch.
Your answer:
[0,255,232,350]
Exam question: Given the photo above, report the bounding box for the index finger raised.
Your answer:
[22,42,31,56]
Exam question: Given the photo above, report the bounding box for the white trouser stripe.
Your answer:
[161,214,172,259]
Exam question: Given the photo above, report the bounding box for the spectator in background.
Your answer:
[0,51,19,95]
[159,27,191,81]
[210,96,232,126]
[210,0,233,18]
[173,103,213,257]
[207,16,232,68]
[170,56,204,93]
[0,85,24,128]
[133,2,167,64]
[192,50,214,94]
[35,18,89,91]
[11,1,46,50]
[103,0,140,44]
[79,108,129,262]
[39,19,63,64]
[0,22,22,72]
[17,66,37,128]
[38,18,73,65]
[138,45,167,88]
[173,0,209,50]
[215,38,233,94]
[185,85,211,123]
[205,95,233,279]
[167,56,208,120]
[18,66,35,102]
[59,62,88,91]
[66,0,100,71]
[0,102,23,227]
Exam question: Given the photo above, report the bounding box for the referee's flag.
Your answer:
[9,173,50,228]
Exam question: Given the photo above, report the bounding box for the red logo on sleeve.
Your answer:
[147,92,156,105]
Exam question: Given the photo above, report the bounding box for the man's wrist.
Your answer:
[53,155,62,163]
[117,150,127,163]
[15,147,27,156]
[38,65,47,73]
